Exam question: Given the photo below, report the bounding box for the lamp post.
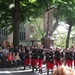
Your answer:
[30,34,33,46]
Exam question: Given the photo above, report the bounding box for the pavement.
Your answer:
[0,65,53,75]
[0,63,74,75]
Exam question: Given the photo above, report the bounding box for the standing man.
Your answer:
[24,46,31,69]
[68,48,74,68]
[38,45,44,74]
[55,47,63,67]
[30,45,38,72]
[45,48,54,75]
[65,48,70,66]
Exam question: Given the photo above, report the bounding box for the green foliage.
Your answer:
[59,0,75,23]
[0,0,75,43]
[0,0,14,32]
[29,0,36,3]
[70,26,75,41]
[53,30,67,48]
[30,18,45,40]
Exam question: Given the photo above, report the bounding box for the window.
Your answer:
[0,29,7,35]
[19,31,25,40]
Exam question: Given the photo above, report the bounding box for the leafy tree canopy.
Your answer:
[0,0,75,32]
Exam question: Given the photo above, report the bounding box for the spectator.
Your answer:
[7,52,14,67]
[0,46,2,52]
[2,46,8,53]
[9,46,14,52]
[52,65,75,75]
[7,47,10,53]
[12,52,17,67]
[0,52,3,68]
[14,47,19,55]
[15,52,21,66]
[2,52,8,68]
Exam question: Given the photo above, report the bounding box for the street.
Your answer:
[0,65,52,75]
[0,68,48,75]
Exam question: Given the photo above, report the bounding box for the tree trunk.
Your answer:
[66,25,72,48]
[13,0,20,48]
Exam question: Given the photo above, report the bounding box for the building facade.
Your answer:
[0,22,34,46]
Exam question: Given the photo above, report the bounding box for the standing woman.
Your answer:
[38,45,45,74]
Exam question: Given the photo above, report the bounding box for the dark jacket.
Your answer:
[38,49,44,60]
[55,50,61,61]
[31,49,38,59]
[46,51,54,63]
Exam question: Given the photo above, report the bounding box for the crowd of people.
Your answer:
[0,43,75,75]
[0,45,24,68]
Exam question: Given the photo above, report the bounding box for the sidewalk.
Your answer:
[0,67,24,71]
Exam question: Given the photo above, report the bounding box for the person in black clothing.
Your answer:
[65,48,70,66]
[45,48,54,75]
[74,48,75,69]
[30,46,39,72]
[2,52,8,68]
[24,46,31,69]
[14,46,19,55]
[67,48,74,68]
[9,46,14,52]
[55,47,63,67]
[38,45,44,74]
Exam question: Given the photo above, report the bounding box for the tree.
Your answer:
[51,0,75,48]
[0,0,13,29]
[13,0,20,48]
[59,0,75,48]
[66,25,72,48]
[0,0,75,48]
[30,18,45,40]
[53,31,67,48]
